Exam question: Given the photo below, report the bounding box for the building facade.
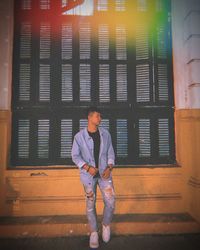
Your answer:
[0,0,200,235]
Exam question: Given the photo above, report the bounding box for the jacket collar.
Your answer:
[84,126,104,139]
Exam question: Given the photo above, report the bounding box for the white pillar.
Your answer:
[172,0,200,109]
[0,0,13,110]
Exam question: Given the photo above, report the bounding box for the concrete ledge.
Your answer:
[0,213,200,238]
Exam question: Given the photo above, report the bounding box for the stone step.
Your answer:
[0,213,200,238]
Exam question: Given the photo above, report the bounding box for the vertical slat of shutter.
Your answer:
[139,118,151,157]
[115,0,126,11]
[116,25,127,60]
[137,0,148,11]
[79,64,91,101]
[98,24,109,60]
[18,119,30,158]
[79,22,91,59]
[116,64,127,101]
[40,23,50,59]
[20,22,31,59]
[60,119,72,158]
[21,0,31,10]
[99,119,110,131]
[158,118,169,156]
[158,64,168,101]
[19,64,30,101]
[62,64,73,101]
[97,0,108,11]
[117,119,128,157]
[40,0,50,10]
[136,64,150,102]
[62,23,72,60]
[39,64,50,101]
[79,119,88,130]
[136,23,149,60]
[99,64,110,102]
[37,119,49,158]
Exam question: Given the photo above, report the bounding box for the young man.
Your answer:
[71,106,115,248]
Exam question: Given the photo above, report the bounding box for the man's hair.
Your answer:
[86,106,102,117]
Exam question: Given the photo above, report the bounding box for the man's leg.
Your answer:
[83,178,98,232]
[98,178,115,227]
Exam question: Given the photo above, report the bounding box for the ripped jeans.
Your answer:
[83,176,115,232]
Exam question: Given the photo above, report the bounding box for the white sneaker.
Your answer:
[102,224,111,243]
[89,231,99,248]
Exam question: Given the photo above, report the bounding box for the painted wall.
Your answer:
[172,0,200,222]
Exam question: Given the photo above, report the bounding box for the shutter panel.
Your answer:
[39,64,50,101]
[136,23,149,60]
[98,24,109,60]
[156,23,167,59]
[157,64,169,101]
[116,119,128,157]
[37,119,50,159]
[62,64,73,101]
[116,25,127,60]
[115,0,126,11]
[40,0,50,10]
[79,64,91,101]
[97,0,108,11]
[62,23,72,60]
[21,0,31,10]
[40,23,51,59]
[17,119,30,159]
[79,22,91,59]
[136,64,150,102]
[20,22,31,59]
[156,0,165,12]
[138,118,151,157]
[19,64,31,101]
[99,119,110,131]
[137,0,148,11]
[99,64,110,102]
[116,64,127,101]
[80,119,88,130]
[60,119,72,158]
[158,118,170,156]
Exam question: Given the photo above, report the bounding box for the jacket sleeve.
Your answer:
[107,132,115,165]
[71,135,86,169]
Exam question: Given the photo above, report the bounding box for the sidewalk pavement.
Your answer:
[0,234,200,250]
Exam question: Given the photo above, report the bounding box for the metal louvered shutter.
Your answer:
[11,0,175,167]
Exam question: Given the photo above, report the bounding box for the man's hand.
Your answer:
[88,166,99,176]
[102,164,113,179]
[82,164,98,176]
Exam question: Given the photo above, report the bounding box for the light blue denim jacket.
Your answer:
[71,127,115,185]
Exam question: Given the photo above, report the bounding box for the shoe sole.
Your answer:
[90,243,99,249]
[102,238,110,243]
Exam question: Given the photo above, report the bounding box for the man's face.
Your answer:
[88,111,102,126]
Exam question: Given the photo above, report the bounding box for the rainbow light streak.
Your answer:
[17,0,171,51]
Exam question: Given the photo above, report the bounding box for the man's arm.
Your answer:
[71,135,86,169]
[102,132,115,179]
[71,135,99,176]
[107,132,115,166]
